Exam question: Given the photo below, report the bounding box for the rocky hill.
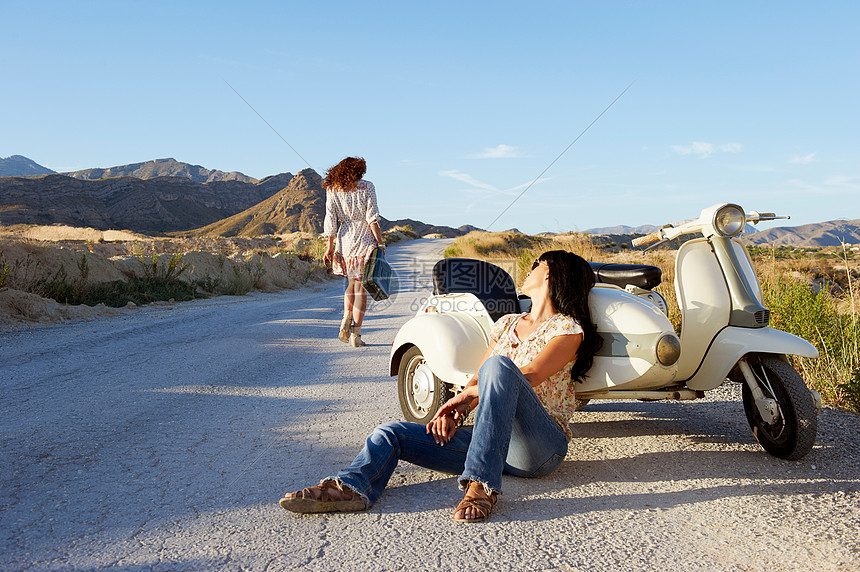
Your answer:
[65,158,256,184]
[184,169,327,236]
[0,155,55,177]
[0,173,290,235]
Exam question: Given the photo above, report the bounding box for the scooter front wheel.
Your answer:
[397,346,452,424]
[741,355,817,460]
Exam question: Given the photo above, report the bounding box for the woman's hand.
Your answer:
[324,248,344,269]
[426,412,458,445]
[427,390,476,444]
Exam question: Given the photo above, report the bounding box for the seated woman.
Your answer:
[279,250,602,522]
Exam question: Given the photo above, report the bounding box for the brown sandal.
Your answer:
[279,479,366,514]
[453,481,497,523]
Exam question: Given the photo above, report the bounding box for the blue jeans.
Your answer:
[329,355,569,507]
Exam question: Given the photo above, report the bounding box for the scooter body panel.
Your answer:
[675,238,732,379]
[390,293,492,385]
[571,286,679,392]
[389,309,490,386]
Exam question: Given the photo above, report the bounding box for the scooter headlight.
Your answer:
[656,334,681,366]
[713,204,746,237]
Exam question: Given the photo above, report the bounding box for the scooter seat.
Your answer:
[588,262,662,290]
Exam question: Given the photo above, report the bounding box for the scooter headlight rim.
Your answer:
[713,204,746,237]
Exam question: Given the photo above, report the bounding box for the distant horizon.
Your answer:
[4,147,856,234]
[2,153,857,235]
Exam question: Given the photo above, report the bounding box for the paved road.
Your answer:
[1,238,858,571]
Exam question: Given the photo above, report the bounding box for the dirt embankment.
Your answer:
[0,225,335,328]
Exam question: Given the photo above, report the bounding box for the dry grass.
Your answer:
[0,224,416,327]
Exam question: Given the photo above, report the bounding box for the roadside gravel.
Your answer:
[1,238,858,571]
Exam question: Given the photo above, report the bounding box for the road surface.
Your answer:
[1,238,858,571]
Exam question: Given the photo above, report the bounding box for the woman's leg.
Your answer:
[459,355,569,494]
[330,420,474,507]
[351,279,368,327]
[348,279,368,346]
[343,279,356,317]
[338,279,355,342]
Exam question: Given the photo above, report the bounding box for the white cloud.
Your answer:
[672,141,742,158]
[467,144,527,159]
[438,170,552,196]
[439,169,499,192]
[823,175,856,186]
[790,152,817,164]
[506,177,553,192]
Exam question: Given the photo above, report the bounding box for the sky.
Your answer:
[2,1,858,234]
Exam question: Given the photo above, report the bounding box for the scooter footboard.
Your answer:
[686,326,819,391]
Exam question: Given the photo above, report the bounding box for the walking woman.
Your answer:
[280,250,602,522]
[321,157,384,348]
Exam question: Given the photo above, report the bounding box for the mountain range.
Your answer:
[586,219,860,247]
[1,155,856,244]
[0,156,470,237]
[740,219,860,247]
[65,158,257,184]
[0,171,288,235]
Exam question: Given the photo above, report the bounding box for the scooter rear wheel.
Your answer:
[741,355,817,460]
[397,346,452,424]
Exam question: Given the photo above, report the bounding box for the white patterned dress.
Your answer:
[489,312,584,439]
[322,180,381,279]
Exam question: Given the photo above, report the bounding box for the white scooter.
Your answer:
[389,203,821,460]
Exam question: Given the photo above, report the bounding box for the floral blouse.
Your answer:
[490,312,584,439]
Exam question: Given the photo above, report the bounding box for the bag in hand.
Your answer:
[362,247,392,301]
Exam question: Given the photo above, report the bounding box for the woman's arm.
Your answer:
[518,333,582,387]
[370,221,383,247]
[322,191,340,266]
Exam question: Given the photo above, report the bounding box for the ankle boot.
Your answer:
[350,326,366,347]
[338,313,351,343]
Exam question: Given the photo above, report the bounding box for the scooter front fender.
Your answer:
[686,326,819,391]
[389,313,490,387]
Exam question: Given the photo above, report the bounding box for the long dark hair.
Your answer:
[323,157,366,190]
[539,250,602,381]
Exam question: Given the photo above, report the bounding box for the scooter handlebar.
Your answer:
[632,231,664,248]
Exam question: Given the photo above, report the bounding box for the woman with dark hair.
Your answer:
[321,157,384,347]
[280,250,602,522]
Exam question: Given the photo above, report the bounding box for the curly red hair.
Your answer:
[323,157,367,191]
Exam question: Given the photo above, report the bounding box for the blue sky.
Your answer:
[2,1,858,234]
